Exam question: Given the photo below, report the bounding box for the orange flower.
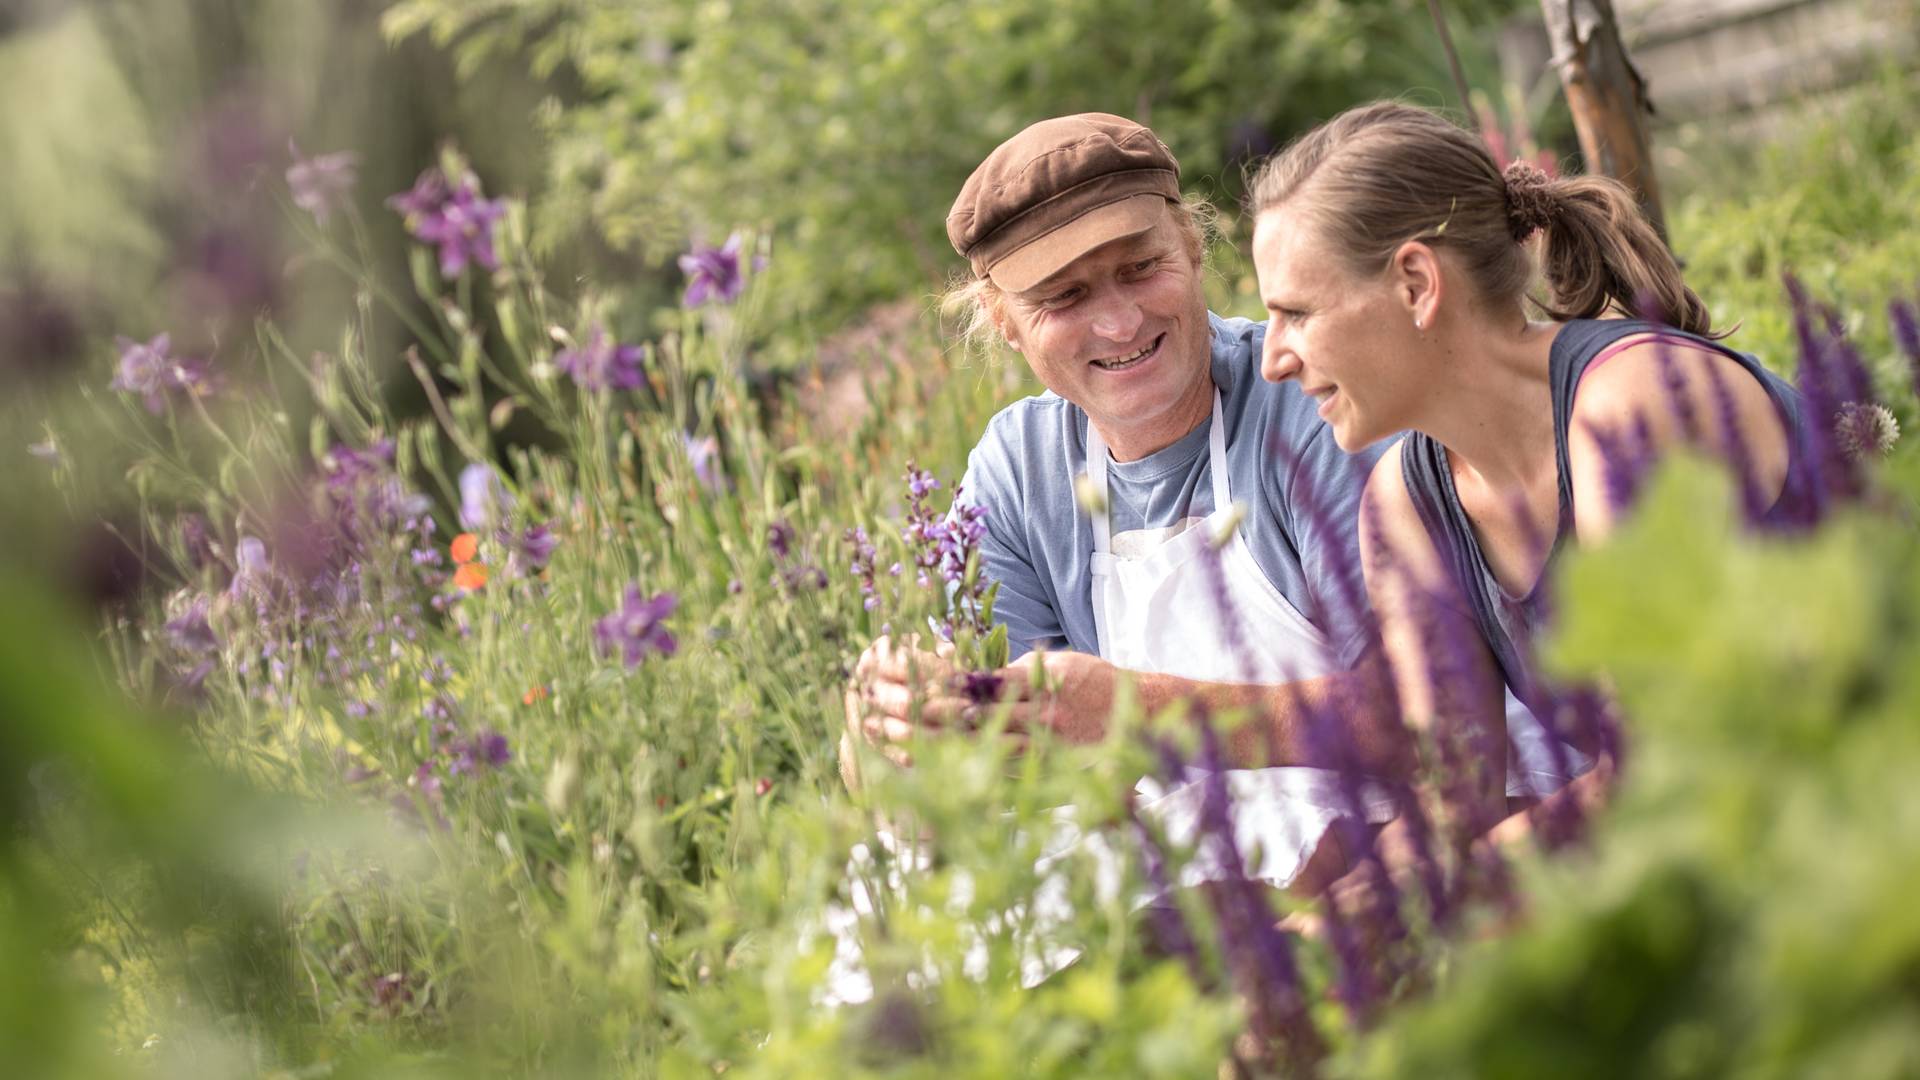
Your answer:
[450,532,480,564]
[522,685,548,706]
[453,562,489,591]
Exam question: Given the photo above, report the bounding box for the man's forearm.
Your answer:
[1124,661,1410,779]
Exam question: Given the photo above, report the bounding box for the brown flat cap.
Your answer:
[947,113,1182,293]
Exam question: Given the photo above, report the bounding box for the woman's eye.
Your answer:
[1128,259,1158,274]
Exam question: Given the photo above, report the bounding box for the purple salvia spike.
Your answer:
[1190,717,1307,1018]
[1699,352,1772,528]
[1288,686,1399,928]
[1570,682,1624,772]
[1408,569,1508,854]
[1520,685,1585,850]
[1127,808,1205,982]
[1195,534,1261,688]
[1356,491,1463,927]
[1317,880,1380,1024]
[1891,298,1920,400]
[1648,331,1704,447]
[1581,418,1641,522]
[1785,275,1846,520]
[1820,304,1877,411]
[1393,774,1456,929]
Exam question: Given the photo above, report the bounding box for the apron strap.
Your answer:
[1083,390,1229,557]
[1086,418,1113,555]
[1205,392,1231,513]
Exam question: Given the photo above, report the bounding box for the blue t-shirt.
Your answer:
[958,314,1385,667]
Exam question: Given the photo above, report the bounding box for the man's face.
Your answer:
[995,215,1213,458]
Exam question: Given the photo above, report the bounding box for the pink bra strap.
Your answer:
[1576,332,1698,390]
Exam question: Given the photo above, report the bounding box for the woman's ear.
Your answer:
[1391,240,1443,330]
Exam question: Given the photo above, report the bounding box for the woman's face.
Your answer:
[1251,209,1420,451]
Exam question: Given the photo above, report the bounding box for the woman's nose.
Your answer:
[1261,328,1299,383]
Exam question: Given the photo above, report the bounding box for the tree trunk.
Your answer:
[1540,0,1669,245]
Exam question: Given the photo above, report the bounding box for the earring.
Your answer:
[1413,317,1424,331]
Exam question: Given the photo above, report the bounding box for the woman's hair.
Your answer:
[940,195,1219,359]
[1245,101,1715,336]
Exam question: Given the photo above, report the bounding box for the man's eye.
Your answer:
[1043,288,1081,306]
[1128,259,1158,274]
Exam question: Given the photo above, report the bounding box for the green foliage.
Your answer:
[381,0,1513,333]
[1666,68,1920,411]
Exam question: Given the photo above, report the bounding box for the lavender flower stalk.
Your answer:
[1891,297,1920,400]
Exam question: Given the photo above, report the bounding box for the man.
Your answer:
[843,114,1572,892]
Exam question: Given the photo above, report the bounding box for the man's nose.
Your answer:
[1088,292,1144,342]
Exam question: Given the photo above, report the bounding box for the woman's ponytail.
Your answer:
[1534,173,1719,337]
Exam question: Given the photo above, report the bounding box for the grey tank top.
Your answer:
[1398,318,1807,712]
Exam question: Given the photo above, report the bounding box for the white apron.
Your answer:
[1085,392,1398,891]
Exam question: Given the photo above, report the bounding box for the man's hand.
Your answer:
[840,637,1122,784]
[842,635,963,773]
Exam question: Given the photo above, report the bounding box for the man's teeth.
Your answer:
[1093,340,1155,370]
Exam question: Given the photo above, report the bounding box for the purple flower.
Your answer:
[459,462,512,529]
[957,669,1003,706]
[387,168,507,277]
[229,536,271,598]
[678,232,748,307]
[906,466,939,500]
[324,440,394,488]
[506,523,558,576]
[319,441,432,550]
[478,730,511,768]
[177,513,216,570]
[175,659,214,697]
[286,141,358,225]
[846,526,881,611]
[553,324,647,391]
[387,168,448,217]
[594,585,678,668]
[371,972,413,1013]
[767,521,795,561]
[680,433,722,492]
[110,333,215,413]
[164,594,218,655]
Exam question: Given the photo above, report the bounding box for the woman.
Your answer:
[1244,101,1807,852]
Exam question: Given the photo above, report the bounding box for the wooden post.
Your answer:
[1540,0,1669,244]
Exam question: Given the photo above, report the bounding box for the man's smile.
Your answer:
[1090,332,1164,372]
